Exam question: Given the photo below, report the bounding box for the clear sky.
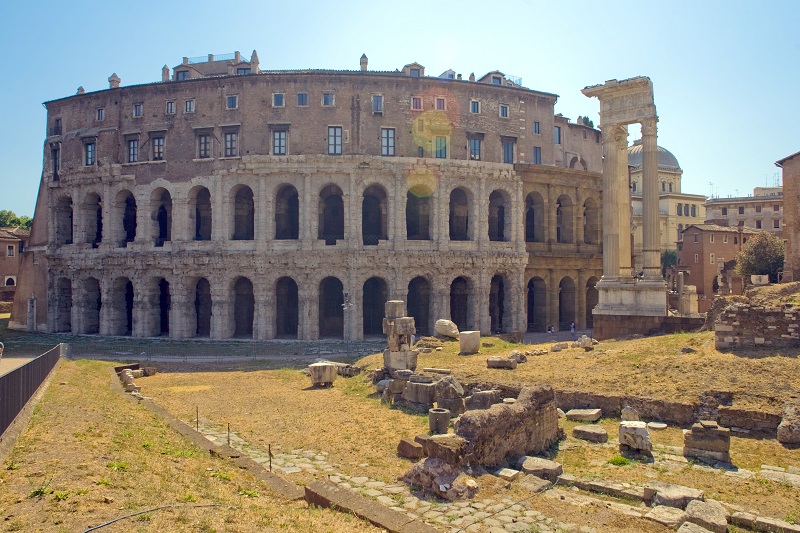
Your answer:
[0,0,798,217]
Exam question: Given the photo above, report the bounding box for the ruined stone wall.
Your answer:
[715,304,800,349]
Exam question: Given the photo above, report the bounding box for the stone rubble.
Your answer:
[565,408,602,422]
[619,420,652,456]
[683,420,731,463]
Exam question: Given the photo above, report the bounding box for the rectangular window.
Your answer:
[166,101,175,114]
[198,134,211,158]
[774,219,780,229]
[677,203,682,216]
[554,125,561,144]
[534,121,540,135]
[410,68,421,78]
[6,245,13,257]
[176,70,188,81]
[503,141,514,164]
[273,93,284,107]
[710,253,715,265]
[185,99,195,113]
[328,126,342,155]
[412,96,422,110]
[684,205,690,216]
[691,205,697,217]
[738,206,744,215]
[755,205,762,213]
[127,139,139,163]
[499,104,509,118]
[723,235,728,243]
[710,234,714,243]
[435,97,445,110]
[52,118,62,136]
[469,138,481,160]
[693,234,699,243]
[694,253,699,264]
[226,95,238,109]
[372,94,383,113]
[533,146,542,165]
[133,103,143,117]
[84,142,95,166]
[273,130,287,155]
[774,204,780,212]
[323,92,334,106]
[721,207,727,216]
[51,146,60,178]
[237,67,251,75]
[492,75,502,85]
[152,136,165,160]
[435,136,447,158]
[756,220,762,229]
[470,100,480,114]
[96,108,105,121]
[418,146,424,158]
[297,93,308,106]
[224,132,238,157]
[381,128,395,156]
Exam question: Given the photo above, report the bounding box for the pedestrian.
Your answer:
[570,321,575,337]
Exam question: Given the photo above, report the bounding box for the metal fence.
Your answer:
[0,344,62,438]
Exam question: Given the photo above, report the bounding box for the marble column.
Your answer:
[600,125,623,281]
[641,117,661,280]
[616,126,632,277]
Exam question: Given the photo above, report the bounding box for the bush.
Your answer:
[735,231,785,282]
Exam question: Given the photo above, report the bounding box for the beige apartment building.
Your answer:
[704,187,784,236]
[0,227,29,301]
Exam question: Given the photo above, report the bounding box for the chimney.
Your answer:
[469,72,475,82]
[360,53,368,72]
[457,73,462,80]
[77,86,85,95]
[182,57,189,65]
[234,51,241,62]
[162,65,170,82]
[108,73,120,89]
[250,50,260,72]
[208,54,214,62]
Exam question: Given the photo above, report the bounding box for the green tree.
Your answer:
[661,249,677,277]
[735,231,785,282]
[0,210,32,229]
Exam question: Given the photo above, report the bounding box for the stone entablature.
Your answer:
[715,303,800,349]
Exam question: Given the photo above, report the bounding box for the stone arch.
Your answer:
[232,276,254,338]
[449,187,472,241]
[275,276,299,338]
[151,188,172,246]
[109,277,134,336]
[449,276,472,331]
[319,184,344,244]
[190,186,212,241]
[583,197,600,245]
[558,276,576,330]
[407,276,432,336]
[231,185,255,240]
[83,192,102,246]
[525,192,545,243]
[55,195,73,245]
[82,277,101,334]
[556,194,574,244]
[319,276,344,338]
[489,274,506,333]
[363,277,389,336]
[527,276,547,332]
[406,185,432,240]
[569,156,588,170]
[5,278,15,286]
[193,278,212,337]
[275,184,299,239]
[54,277,72,333]
[362,184,388,245]
[115,189,137,246]
[586,276,599,328]
[488,189,510,242]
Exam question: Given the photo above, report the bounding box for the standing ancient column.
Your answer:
[616,126,632,277]
[641,117,661,280]
[599,125,622,281]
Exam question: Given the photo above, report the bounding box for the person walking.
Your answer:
[569,321,575,337]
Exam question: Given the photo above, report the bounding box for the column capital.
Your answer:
[640,117,659,136]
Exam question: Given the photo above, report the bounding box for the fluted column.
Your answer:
[641,117,661,280]
[600,125,624,280]
[616,126,632,277]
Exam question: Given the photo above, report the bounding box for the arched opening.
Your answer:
[110,277,134,336]
[449,277,470,331]
[362,277,388,336]
[82,277,101,334]
[406,185,432,240]
[158,278,170,336]
[407,276,431,336]
[669,182,673,192]
[275,185,299,239]
[319,184,344,244]
[55,277,72,333]
[194,278,212,337]
[583,197,600,245]
[191,186,212,241]
[362,185,388,245]
[558,277,576,330]
[556,195,574,244]
[275,277,299,338]
[586,277,599,328]
[488,190,508,241]
[489,274,505,333]
[151,188,172,246]
[55,196,73,245]
[319,277,344,338]
[527,277,547,332]
[233,277,254,338]
[232,185,255,240]
[84,192,102,247]
[449,187,470,241]
[525,192,545,243]
[5,278,14,286]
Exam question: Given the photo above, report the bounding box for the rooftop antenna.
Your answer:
[708,181,713,199]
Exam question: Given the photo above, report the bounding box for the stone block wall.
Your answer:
[715,303,800,349]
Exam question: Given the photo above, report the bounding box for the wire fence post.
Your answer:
[195,406,199,432]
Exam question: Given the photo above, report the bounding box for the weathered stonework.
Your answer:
[715,303,800,349]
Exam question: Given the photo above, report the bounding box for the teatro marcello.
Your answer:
[11,50,603,341]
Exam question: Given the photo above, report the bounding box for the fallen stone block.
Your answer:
[565,408,602,422]
[519,474,550,492]
[459,330,480,354]
[376,379,391,393]
[383,350,419,372]
[621,406,640,421]
[677,522,715,533]
[645,505,686,528]
[402,381,436,406]
[516,456,563,482]
[619,421,652,454]
[729,511,757,529]
[777,403,800,445]
[435,319,459,339]
[684,499,729,533]
[486,356,517,369]
[572,425,608,443]
[421,434,467,466]
[754,515,800,533]
[683,421,731,463]
[644,481,704,509]
[508,350,527,363]
[464,390,502,410]
[494,468,520,481]
[437,397,465,417]
[384,300,406,320]
[397,438,425,460]
[433,376,464,400]
[308,362,338,387]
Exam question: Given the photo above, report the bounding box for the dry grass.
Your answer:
[0,360,382,533]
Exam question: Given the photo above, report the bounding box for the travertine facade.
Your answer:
[10,51,602,339]
[776,152,800,281]
[704,187,784,237]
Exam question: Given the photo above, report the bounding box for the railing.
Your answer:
[0,344,62,438]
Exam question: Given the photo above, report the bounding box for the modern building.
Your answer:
[776,151,800,282]
[10,51,604,339]
[704,187,784,236]
[0,227,29,301]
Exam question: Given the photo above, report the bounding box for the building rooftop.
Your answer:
[684,224,760,234]
[0,227,30,240]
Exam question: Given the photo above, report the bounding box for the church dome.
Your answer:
[627,139,681,171]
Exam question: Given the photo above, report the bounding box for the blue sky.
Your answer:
[1,0,798,217]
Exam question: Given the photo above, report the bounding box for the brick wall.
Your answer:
[715,303,800,349]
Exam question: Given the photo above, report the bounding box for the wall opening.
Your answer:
[586,277,599,328]
[556,195,574,244]
[319,277,344,338]
[275,185,299,239]
[449,276,470,331]
[194,278,212,337]
[233,276,254,337]
[527,276,547,332]
[232,185,255,240]
[362,185,387,245]
[406,186,431,240]
[449,187,470,241]
[407,276,431,336]
[275,276,298,338]
[319,185,344,244]
[583,197,600,245]
[152,188,172,246]
[55,196,73,245]
[488,190,508,241]
[159,278,170,336]
[110,277,134,336]
[489,274,505,333]
[558,276,576,330]
[55,277,72,333]
[192,187,212,241]
[363,277,388,336]
[525,192,544,242]
[83,277,101,334]
[84,192,102,246]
